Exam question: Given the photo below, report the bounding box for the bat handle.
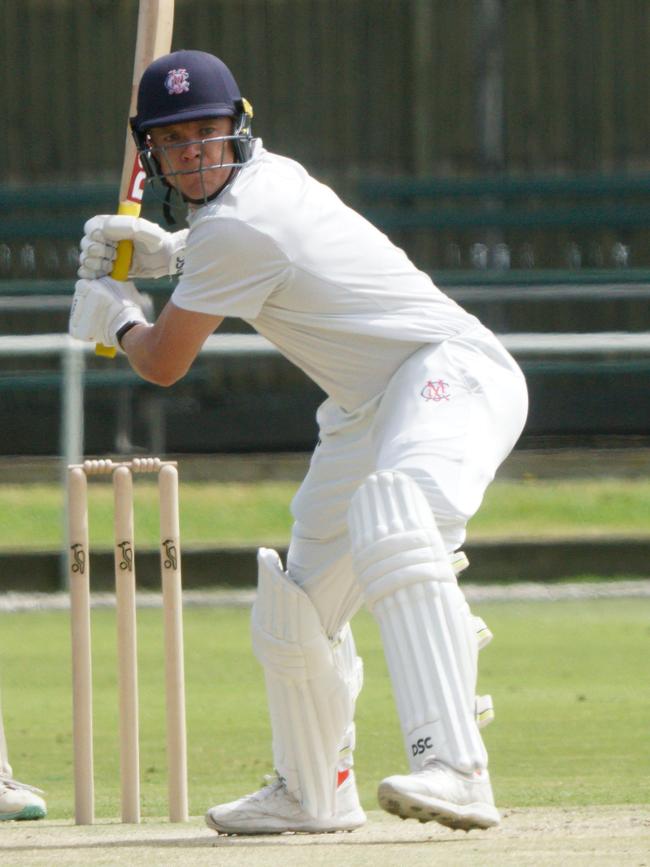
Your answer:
[112,238,134,282]
[95,201,141,358]
[96,342,118,358]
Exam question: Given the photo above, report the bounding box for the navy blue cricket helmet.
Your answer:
[130,50,254,195]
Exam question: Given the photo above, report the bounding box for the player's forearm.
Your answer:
[119,300,223,386]
[120,323,186,386]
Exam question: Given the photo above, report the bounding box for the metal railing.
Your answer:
[3,329,650,467]
[3,330,650,587]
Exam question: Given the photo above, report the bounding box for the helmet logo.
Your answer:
[164,68,190,95]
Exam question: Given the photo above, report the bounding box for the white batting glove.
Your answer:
[69,276,148,349]
[78,215,188,280]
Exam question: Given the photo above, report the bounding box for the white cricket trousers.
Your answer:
[287,326,528,637]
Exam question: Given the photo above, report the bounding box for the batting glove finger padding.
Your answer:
[69,276,148,349]
[78,234,118,280]
[79,214,187,279]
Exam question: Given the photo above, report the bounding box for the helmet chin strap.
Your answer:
[162,186,177,226]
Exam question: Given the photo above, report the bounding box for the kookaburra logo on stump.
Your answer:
[70,543,86,574]
[162,539,178,570]
[117,541,133,572]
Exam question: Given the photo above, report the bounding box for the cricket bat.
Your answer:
[96,0,175,358]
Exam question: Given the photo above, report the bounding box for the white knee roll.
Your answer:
[349,471,455,607]
[251,548,362,819]
[349,471,487,773]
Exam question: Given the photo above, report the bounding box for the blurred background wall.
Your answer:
[3,0,650,184]
[3,0,650,457]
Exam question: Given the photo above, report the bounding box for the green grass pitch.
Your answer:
[1,596,648,820]
[1,476,650,549]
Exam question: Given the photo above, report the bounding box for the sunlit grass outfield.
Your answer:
[1,477,650,548]
[1,597,648,820]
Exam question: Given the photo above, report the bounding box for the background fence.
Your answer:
[4,0,650,185]
[4,0,650,455]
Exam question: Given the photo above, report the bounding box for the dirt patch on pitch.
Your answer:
[1,806,648,866]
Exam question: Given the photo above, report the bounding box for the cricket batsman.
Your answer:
[69,50,528,835]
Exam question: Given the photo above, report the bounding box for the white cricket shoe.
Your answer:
[377,759,499,831]
[0,775,47,821]
[205,770,366,835]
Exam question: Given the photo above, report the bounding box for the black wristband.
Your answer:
[116,320,141,349]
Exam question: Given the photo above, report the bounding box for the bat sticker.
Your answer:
[127,155,147,203]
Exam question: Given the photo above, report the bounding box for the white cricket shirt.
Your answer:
[172,142,482,412]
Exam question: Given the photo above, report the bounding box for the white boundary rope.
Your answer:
[1,580,649,613]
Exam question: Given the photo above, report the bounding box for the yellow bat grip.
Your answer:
[111,238,134,282]
[95,201,141,358]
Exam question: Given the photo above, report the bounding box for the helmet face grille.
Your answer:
[139,129,256,208]
[151,133,248,179]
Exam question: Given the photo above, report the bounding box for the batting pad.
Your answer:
[349,471,487,773]
[251,548,363,819]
